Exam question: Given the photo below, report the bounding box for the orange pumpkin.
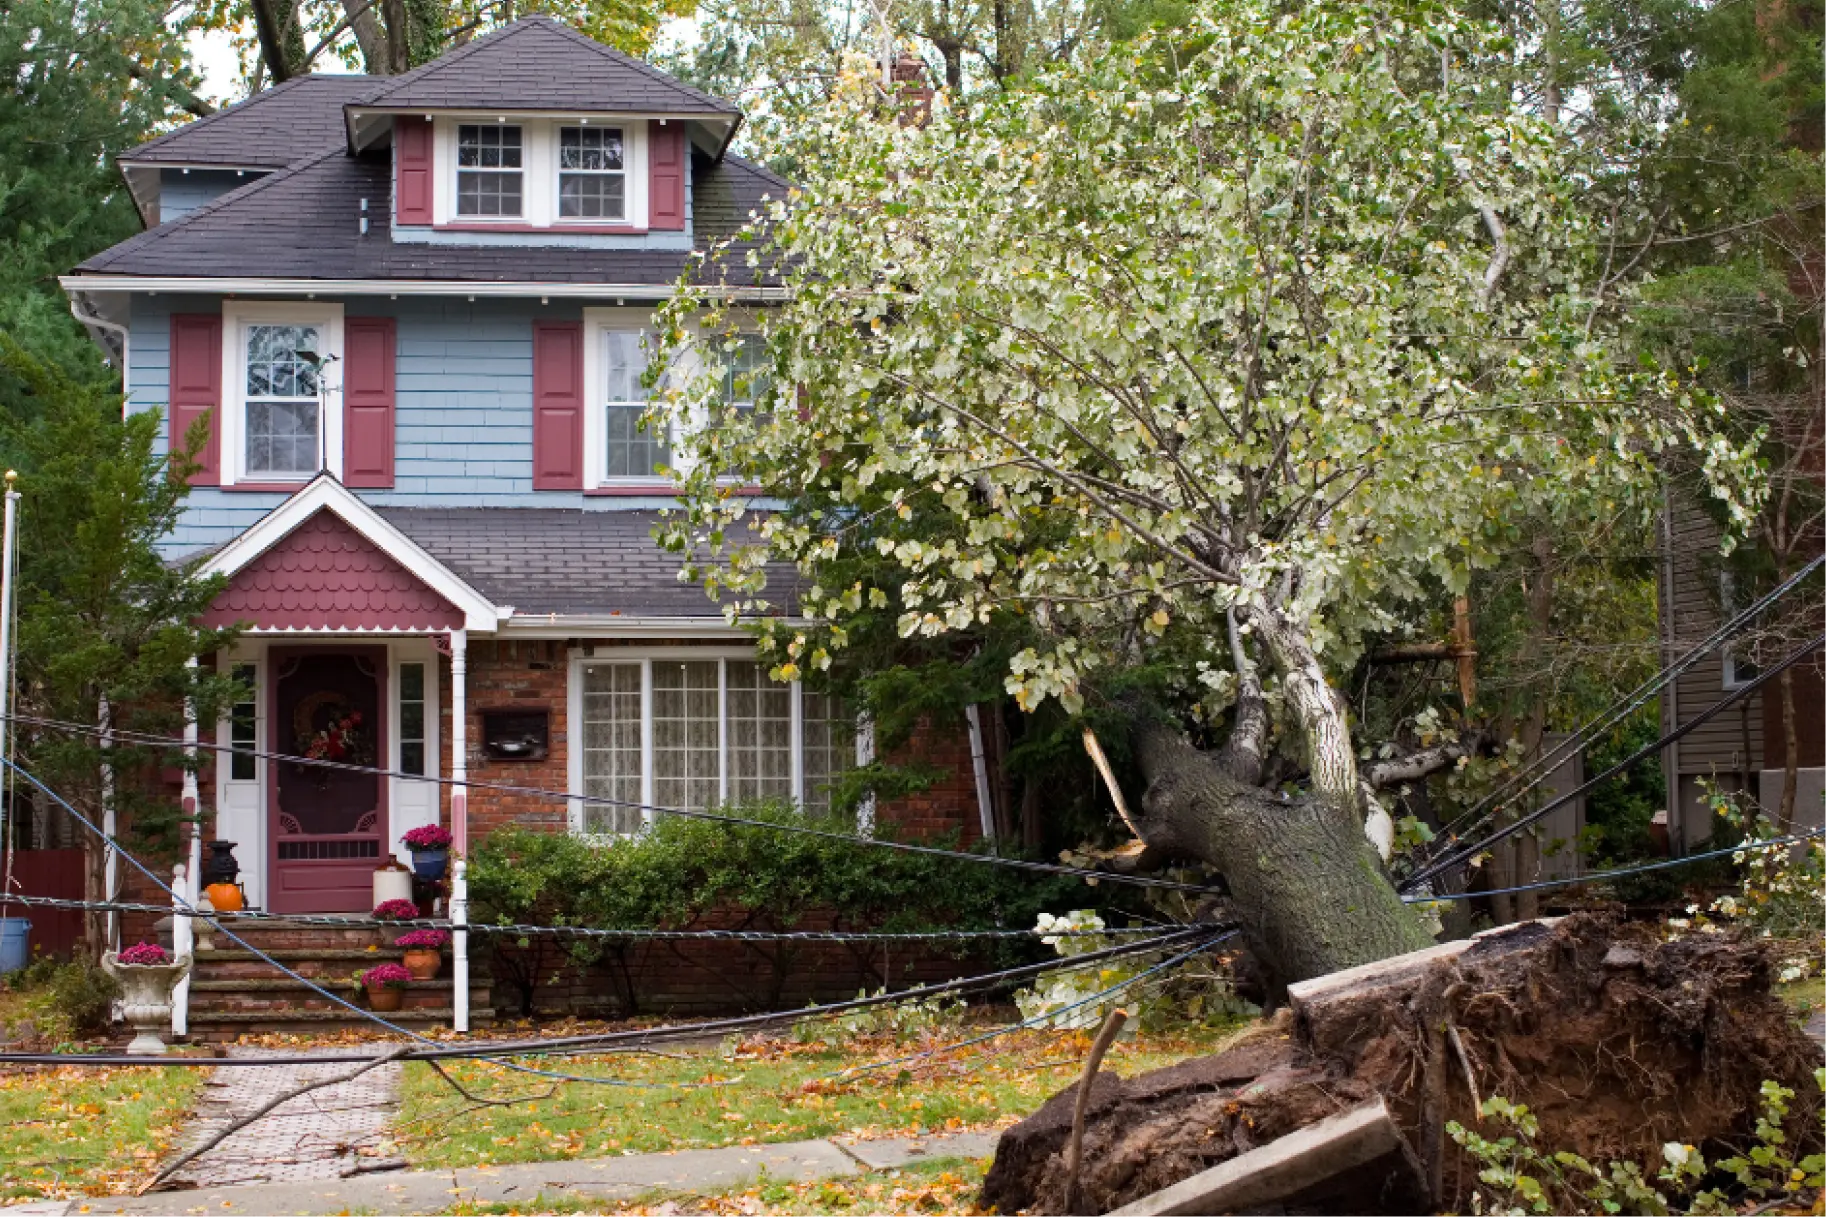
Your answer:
[205,882,244,912]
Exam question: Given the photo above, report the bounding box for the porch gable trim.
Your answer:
[199,474,507,633]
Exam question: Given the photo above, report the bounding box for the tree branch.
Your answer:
[1364,730,1487,790]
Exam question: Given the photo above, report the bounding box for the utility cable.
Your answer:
[0,711,1219,897]
[1417,554,1823,854]
[1403,632,1825,891]
[0,894,1168,942]
[0,923,1223,1068]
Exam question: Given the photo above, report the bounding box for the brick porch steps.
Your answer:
[183,916,494,1042]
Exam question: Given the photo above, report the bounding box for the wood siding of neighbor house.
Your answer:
[1661,493,1825,849]
[131,296,689,554]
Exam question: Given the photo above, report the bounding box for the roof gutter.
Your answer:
[59,275,788,302]
[498,614,793,639]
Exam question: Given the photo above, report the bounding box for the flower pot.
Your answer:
[409,849,449,881]
[100,952,192,1055]
[366,985,405,1012]
[205,882,244,913]
[401,948,441,981]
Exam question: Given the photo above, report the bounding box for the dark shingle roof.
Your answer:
[76,146,786,285]
[380,507,798,617]
[355,17,740,117]
[120,75,376,168]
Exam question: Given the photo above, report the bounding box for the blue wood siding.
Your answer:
[128,295,680,556]
[158,169,266,224]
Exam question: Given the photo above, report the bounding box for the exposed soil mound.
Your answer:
[981,912,1824,1215]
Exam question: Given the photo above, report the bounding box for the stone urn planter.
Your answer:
[101,945,193,1055]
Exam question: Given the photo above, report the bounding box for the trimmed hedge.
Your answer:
[466,805,1086,1014]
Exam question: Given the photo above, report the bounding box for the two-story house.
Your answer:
[60,19,981,940]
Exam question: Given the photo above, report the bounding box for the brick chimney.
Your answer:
[882,54,934,127]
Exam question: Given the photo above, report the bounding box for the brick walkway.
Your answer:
[167,1046,405,1188]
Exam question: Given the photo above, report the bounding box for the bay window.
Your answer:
[570,652,857,834]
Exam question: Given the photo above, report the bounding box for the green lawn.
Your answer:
[0,1062,201,1200]
[394,1023,1242,1170]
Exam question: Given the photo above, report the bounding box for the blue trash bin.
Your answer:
[0,917,29,974]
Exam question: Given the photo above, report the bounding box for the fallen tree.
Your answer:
[655,0,1762,986]
[981,912,1825,1215]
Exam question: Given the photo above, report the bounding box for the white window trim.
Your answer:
[432,116,649,228]
[555,125,631,223]
[218,300,344,487]
[566,647,850,836]
[582,306,695,489]
[579,311,773,490]
[452,122,527,219]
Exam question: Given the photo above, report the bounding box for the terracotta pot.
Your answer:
[205,882,244,912]
[100,953,192,1055]
[401,948,441,980]
[367,984,405,1012]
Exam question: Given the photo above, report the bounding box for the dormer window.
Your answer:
[558,127,625,220]
[456,124,523,217]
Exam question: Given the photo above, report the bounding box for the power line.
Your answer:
[1403,632,1824,891]
[1406,829,1823,904]
[0,924,1224,1068]
[0,711,1221,897]
[1415,554,1823,856]
[0,892,1172,943]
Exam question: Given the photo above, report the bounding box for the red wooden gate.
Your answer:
[1,848,85,960]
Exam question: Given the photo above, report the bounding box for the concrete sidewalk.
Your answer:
[13,1130,1000,1216]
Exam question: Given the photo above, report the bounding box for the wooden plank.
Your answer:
[1106,1098,1403,1217]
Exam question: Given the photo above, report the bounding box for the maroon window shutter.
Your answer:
[343,317,397,488]
[648,121,686,231]
[395,117,434,226]
[168,314,222,485]
[532,321,584,490]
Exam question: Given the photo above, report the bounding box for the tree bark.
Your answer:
[342,0,392,74]
[1513,535,1555,921]
[1131,722,1433,988]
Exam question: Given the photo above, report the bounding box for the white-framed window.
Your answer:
[218,302,344,486]
[568,650,858,834]
[229,663,258,781]
[558,126,625,220]
[429,117,650,228]
[456,123,523,217]
[718,332,773,422]
[1720,571,1762,689]
[583,308,671,486]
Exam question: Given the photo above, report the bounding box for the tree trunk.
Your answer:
[1132,723,1433,988]
[1513,536,1555,921]
[343,0,393,74]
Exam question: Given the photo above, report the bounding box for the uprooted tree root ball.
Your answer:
[981,912,1824,1215]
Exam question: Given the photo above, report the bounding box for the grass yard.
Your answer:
[0,1062,200,1201]
[439,1154,990,1216]
[393,1021,1247,1170]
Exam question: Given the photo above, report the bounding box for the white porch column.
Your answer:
[100,695,117,952]
[449,629,468,1033]
[172,657,201,1036]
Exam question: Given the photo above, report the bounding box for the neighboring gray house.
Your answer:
[60,21,970,930]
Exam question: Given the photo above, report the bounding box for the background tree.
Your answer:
[0,340,240,956]
[0,0,203,404]
[655,1,1761,984]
